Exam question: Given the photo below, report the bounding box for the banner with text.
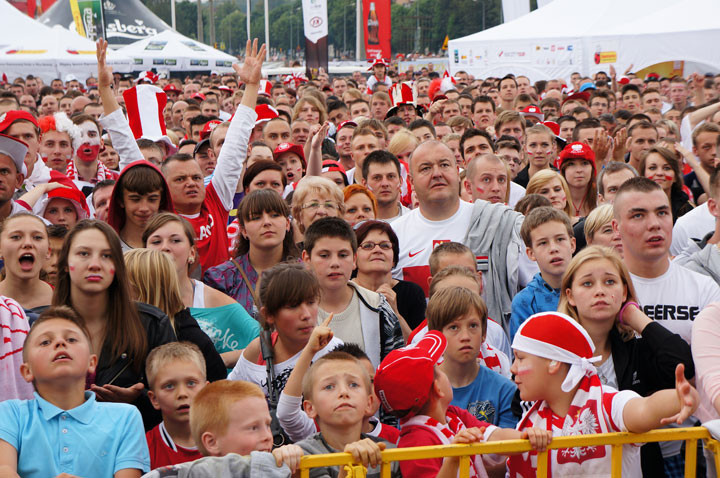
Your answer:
[363,0,391,61]
[302,0,328,79]
[69,0,105,41]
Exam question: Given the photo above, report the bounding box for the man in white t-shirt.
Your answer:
[613,176,720,345]
[392,140,524,329]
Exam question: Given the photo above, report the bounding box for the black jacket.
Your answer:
[610,322,694,478]
[174,307,227,382]
[94,302,176,430]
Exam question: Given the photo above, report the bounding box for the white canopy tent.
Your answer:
[0,0,130,83]
[117,30,237,74]
[448,0,720,81]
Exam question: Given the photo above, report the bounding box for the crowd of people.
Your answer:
[1,36,720,477]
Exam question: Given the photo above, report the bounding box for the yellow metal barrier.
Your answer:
[299,426,720,478]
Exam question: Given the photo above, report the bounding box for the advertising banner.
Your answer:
[363,0,390,61]
[302,0,328,79]
[69,0,105,40]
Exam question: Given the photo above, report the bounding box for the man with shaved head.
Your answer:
[391,140,525,328]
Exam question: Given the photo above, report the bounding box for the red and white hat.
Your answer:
[34,170,90,220]
[273,142,305,165]
[123,85,177,156]
[38,112,81,151]
[255,104,279,126]
[521,105,544,122]
[440,70,457,93]
[367,52,389,71]
[512,312,601,392]
[258,79,273,97]
[374,331,447,418]
[0,110,39,134]
[559,141,596,175]
[199,119,223,140]
[136,71,159,85]
[163,84,182,95]
[283,72,308,89]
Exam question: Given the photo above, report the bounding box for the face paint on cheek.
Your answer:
[109,268,115,276]
[665,175,674,181]
[69,265,75,271]
[476,186,485,194]
[515,365,533,376]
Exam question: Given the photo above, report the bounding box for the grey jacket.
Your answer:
[675,243,720,285]
[464,199,525,334]
[296,433,401,478]
[141,452,291,478]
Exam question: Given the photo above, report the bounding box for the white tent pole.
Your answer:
[355,0,361,61]
[264,0,270,61]
[171,0,176,30]
[247,0,251,41]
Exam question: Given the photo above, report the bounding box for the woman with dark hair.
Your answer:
[558,141,597,218]
[144,213,259,368]
[640,146,694,222]
[52,219,175,429]
[353,220,425,334]
[204,190,299,319]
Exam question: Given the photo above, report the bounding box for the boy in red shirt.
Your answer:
[374,331,551,478]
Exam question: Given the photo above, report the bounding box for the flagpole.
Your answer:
[264,0,270,61]
[246,0,251,41]
[171,0,176,29]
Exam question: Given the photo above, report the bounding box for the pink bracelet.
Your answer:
[618,301,640,325]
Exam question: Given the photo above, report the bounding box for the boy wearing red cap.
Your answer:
[375,332,551,478]
[508,312,698,477]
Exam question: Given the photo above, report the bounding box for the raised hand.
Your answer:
[95,39,113,89]
[307,313,334,354]
[233,38,266,86]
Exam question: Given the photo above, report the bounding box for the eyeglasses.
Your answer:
[302,201,339,211]
[499,155,523,166]
[359,241,393,251]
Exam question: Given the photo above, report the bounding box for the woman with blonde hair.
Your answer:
[584,204,623,256]
[291,175,344,235]
[125,248,226,381]
[144,212,259,368]
[343,184,377,226]
[526,169,577,222]
[557,245,693,476]
[387,128,419,166]
[291,96,326,126]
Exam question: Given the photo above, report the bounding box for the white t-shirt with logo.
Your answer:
[631,261,720,344]
[391,200,474,296]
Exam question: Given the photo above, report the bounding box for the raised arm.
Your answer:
[305,122,330,177]
[210,39,265,210]
[96,39,144,170]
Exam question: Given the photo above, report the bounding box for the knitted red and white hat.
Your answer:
[255,104,279,126]
[512,312,601,392]
[123,85,176,156]
[440,70,457,93]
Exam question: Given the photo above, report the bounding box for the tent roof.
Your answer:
[0,0,129,82]
[40,0,171,47]
[117,29,236,72]
[448,0,720,80]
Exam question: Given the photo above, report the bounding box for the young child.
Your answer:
[302,217,403,370]
[427,287,517,429]
[145,342,208,469]
[510,206,576,341]
[142,380,303,478]
[297,350,401,478]
[277,317,399,444]
[508,312,698,477]
[0,306,150,477]
[374,332,551,478]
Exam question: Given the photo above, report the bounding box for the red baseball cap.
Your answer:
[0,110,39,134]
[163,84,182,94]
[191,92,206,101]
[273,142,306,165]
[559,141,596,173]
[374,331,447,418]
[199,119,223,140]
[521,105,544,122]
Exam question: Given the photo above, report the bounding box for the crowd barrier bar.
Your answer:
[298,426,720,478]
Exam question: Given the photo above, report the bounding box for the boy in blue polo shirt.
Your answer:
[0,306,149,478]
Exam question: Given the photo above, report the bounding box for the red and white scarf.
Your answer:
[65,159,117,183]
[508,373,615,478]
[401,409,491,478]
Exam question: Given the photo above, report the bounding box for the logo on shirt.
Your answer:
[468,400,496,425]
[409,249,425,258]
[642,304,699,321]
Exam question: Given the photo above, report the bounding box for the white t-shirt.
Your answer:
[508,181,525,209]
[631,261,720,344]
[391,200,474,296]
[670,202,713,257]
[227,337,343,399]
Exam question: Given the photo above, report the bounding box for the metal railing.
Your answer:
[298,426,720,478]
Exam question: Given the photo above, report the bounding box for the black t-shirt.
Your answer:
[392,279,427,330]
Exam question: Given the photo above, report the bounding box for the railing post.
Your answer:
[380,461,392,478]
[611,444,623,477]
[459,455,471,477]
[536,450,549,477]
[684,438,697,477]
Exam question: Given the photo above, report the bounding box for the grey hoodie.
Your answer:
[463,200,525,334]
[141,451,291,478]
[675,243,720,285]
